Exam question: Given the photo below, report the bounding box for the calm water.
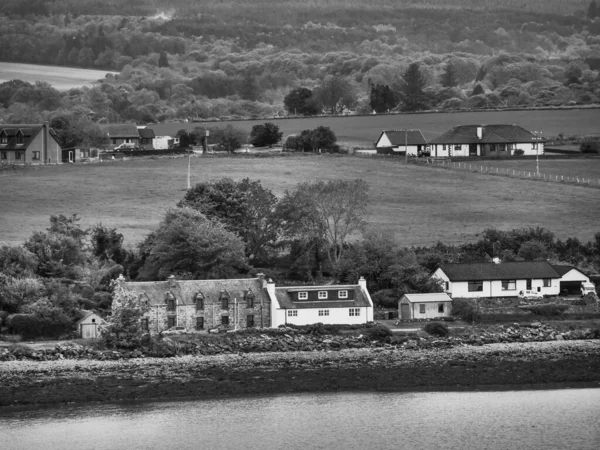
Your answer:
[1,389,599,450]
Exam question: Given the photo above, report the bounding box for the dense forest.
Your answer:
[0,0,599,135]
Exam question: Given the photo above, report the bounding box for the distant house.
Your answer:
[428,125,544,158]
[432,261,561,298]
[0,123,62,164]
[137,126,156,148]
[77,311,106,339]
[102,123,140,148]
[61,148,100,163]
[268,277,374,327]
[398,293,453,320]
[552,265,591,295]
[374,130,428,156]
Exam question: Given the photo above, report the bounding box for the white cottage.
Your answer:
[432,261,561,299]
[429,124,544,158]
[374,130,428,156]
[398,293,453,320]
[267,277,374,327]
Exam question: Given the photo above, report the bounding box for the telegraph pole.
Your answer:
[404,129,408,164]
[534,130,542,177]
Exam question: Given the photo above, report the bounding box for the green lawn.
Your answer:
[1,154,599,248]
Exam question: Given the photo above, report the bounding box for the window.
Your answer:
[32,151,40,160]
[196,317,204,330]
[298,291,308,300]
[445,281,449,290]
[247,315,254,328]
[0,134,6,144]
[338,290,348,299]
[246,290,255,308]
[166,295,175,311]
[195,293,204,310]
[454,144,461,150]
[92,318,96,323]
[1,152,6,160]
[468,281,483,292]
[16,134,24,144]
[543,279,551,287]
[502,280,516,291]
[419,304,426,314]
[221,315,230,326]
[438,303,444,313]
[15,152,22,160]
[141,318,149,331]
[532,142,539,150]
[509,143,516,151]
[349,308,360,316]
[318,291,328,299]
[167,317,175,328]
[220,291,229,309]
[318,309,329,316]
[287,310,298,317]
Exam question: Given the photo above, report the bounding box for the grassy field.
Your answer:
[0,63,116,91]
[1,154,599,248]
[154,108,600,147]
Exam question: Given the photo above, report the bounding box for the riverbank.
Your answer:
[1,340,599,407]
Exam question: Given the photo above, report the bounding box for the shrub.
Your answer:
[522,304,569,317]
[580,141,599,153]
[514,149,525,156]
[451,298,482,322]
[364,325,392,341]
[423,322,449,337]
[0,333,22,343]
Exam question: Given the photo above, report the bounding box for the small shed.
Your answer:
[77,311,106,338]
[398,293,453,320]
[553,265,590,295]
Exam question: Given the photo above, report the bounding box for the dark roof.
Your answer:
[429,125,542,145]
[274,284,371,309]
[437,261,560,281]
[376,130,427,147]
[101,123,140,139]
[138,127,155,139]
[552,265,588,277]
[123,278,266,307]
[0,124,57,150]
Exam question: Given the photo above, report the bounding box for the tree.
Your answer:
[240,72,260,101]
[517,241,548,261]
[564,63,583,85]
[278,180,369,277]
[176,129,193,148]
[588,0,599,19]
[398,63,429,111]
[207,125,247,153]
[440,62,458,88]
[249,122,283,148]
[313,75,356,115]
[103,281,149,347]
[309,126,337,153]
[369,81,398,113]
[283,87,320,116]
[91,223,127,264]
[137,208,248,280]
[178,178,280,263]
[158,50,169,68]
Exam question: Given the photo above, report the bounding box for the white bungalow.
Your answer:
[429,124,544,158]
[374,130,428,156]
[398,293,453,320]
[267,277,374,327]
[432,261,561,299]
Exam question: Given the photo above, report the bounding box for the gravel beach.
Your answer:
[1,340,599,407]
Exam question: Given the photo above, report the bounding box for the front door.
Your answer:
[400,303,411,320]
[68,151,74,163]
[469,144,477,156]
[526,279,532,290]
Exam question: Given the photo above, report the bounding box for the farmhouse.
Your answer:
[268,277,374,327]
[398,293,453,320]
[432,261,561,298]
[120,275,270,333]
[374,129,428,156]
[552,265,591,295]
[428,124,544,158]
[0,123,62,164]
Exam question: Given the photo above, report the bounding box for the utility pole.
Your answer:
[534,130,542,177]
[187,147,191,189]
[404,129,408,164]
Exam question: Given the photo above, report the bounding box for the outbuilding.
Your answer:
[553,265,591,295]
[77,311,106,338]
[374,130,428,156]
[398,293,453,320]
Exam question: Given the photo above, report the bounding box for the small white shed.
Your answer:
[398,293,453,320]
[77,311,106,338]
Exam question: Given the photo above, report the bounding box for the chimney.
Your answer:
[256,273,266,288]
[167,274,177,288]
[358,276,367,290]
[266,277,276,297]
[476,126,483,140]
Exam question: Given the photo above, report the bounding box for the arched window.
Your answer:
[245,290,255,308]
[195,292,204,310]
[220,290,230,309]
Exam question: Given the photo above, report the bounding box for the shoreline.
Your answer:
[2,340,599,408]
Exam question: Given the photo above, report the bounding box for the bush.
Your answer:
[423,322,449,337]
[514,149,525,156]
[0,333,22,343]
[580,141,599,153]
[522,304,569,317]
[451,298,482,322]
[364,325,392,341]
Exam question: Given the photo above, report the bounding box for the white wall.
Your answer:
[283,307,370,326]
[559,269,589,283]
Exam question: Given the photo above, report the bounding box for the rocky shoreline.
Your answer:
[1,340,599,407]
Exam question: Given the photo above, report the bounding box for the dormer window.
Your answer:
[298,291,308,300]
[166,292,175,311]
[338,290,348,299]
[16,132,24,145]
[220,290,230,309]
[245,290,255,308]
[318,291,328,300]
[195,292,204,310]
[0,133,6,144]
